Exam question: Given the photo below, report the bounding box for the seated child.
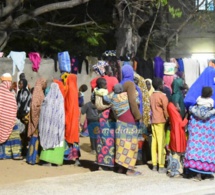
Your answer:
[190,86,215,120]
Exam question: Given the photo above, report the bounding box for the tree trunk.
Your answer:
[115,20,141,57]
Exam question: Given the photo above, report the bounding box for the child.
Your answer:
[189,86,215,120]
[196,86,214,107]
[79,84,88,107]
[93,78,110,111]
[81,99,99,154]
[150,77,169,173]
[78,84,88,137]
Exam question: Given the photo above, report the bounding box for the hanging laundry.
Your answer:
[70,57,79,74]
[28,52,41,72]
[77,55,89,74]
[176,58,184,72]
[7,51,26,75]
[198,58,209,74]
[154,56,164,79]
[183,58,200,88]
[136,57,154,80]
[58,51,71,73]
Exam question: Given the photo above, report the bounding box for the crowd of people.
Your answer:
[0,56,215,181]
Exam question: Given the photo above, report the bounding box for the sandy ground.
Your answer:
[1,137,215,194]
[0,137,97,186]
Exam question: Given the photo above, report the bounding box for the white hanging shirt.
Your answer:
[7,51,26,75]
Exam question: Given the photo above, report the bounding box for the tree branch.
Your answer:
[11,0,91,28]
[1,0,22,17]
[156,0,206,57]
[143,2,160,60]
[46,21,95,28]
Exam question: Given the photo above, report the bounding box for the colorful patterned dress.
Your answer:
[96,109,115,167]
[184,115,215,174]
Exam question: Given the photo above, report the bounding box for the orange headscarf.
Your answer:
[64,74,80,144]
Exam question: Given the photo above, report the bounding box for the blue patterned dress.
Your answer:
[184,115,215,174]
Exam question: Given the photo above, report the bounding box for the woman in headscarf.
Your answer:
[0,73,18,159]
[39,82,65,166]
[17,79,31,156]
[145,79,154,97]
[133,72,150,164]
[61,73,81,166]
[27,78,47,165]
[171,78,185,118]
[116,65,142,175]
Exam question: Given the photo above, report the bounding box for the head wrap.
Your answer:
[114,84,124,94]
[1,73,12,82]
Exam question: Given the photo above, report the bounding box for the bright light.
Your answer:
[191,53,215,60]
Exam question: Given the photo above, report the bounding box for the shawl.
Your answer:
[53,79,66,98]
[184,67,215,108]
[28,78,46,137]
[134,72,151,127]
[120,65,143,115]
[163,75,174,94]
[39,83,65,150]
[171,78,185,118]
[17,79,31,118]
[145,78,154,96]
[167,102,187,153]
[65,74,80,144]
[0,81,17,143]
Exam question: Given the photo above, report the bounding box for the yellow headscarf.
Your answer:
[145,79,154,97]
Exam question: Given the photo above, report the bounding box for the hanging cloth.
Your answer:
[154,56,164,79]
[176,58,184,72]
[71,57,79,74]
[183,58,200,88]
[28,52,41,72]
[7,51,26,75]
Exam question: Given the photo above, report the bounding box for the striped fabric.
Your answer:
[0,81,17,144]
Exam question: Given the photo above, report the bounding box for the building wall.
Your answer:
[168,1,215,58]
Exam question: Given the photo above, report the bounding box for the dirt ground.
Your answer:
[0,137,98,186]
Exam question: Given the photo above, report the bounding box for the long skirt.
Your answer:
[184,115,215,174]
[64,142,81,161]
[115,121,138,170]
[40,141,65,165]
[26,130,40,165]
[0,125,22,159]
[97,109,115,167]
